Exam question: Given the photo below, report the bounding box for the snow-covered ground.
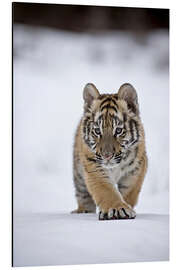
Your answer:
[13,24,169,266]
[14,213,169,267]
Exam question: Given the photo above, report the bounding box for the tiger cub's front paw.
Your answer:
[99,208,136,220]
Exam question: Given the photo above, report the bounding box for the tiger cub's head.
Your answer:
[82,83,144,168]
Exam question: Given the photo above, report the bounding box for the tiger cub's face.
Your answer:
[82,83,143,169]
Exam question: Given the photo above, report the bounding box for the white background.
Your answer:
[0,0,180,270]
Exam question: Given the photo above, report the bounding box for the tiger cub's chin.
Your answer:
[72,83,147,220]
[101,163,119,170]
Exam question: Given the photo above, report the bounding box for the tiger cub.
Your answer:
[72,83,147,220]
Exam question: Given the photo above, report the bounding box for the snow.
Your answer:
[13,213,169,267]
[13,24,169,266]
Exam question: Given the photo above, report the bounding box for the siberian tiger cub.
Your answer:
[72,83,147,220]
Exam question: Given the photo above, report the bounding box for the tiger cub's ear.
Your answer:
[83,83,100,112]
[118,83,139,115]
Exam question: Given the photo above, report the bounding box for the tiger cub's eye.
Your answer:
[115,127,123,135]
[94,128,101,135]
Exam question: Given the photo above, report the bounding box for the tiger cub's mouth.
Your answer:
[95,152,123,169]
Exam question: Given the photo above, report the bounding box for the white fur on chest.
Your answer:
[107,166,122,185]
[106,151,137,186]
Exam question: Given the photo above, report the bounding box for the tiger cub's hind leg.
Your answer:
[71,176,96,214]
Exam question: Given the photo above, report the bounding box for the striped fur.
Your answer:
[72,83,147,219]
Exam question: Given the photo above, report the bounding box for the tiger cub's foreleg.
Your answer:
[84,167,136,220]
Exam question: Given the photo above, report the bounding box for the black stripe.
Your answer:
[83,117,90,134]
[87,157,97,163]
[76,172,84,182]
[114,151,123,160]
[121,122,127,138]
[100,97,118,108]
[92,131,98,138]
[122,208,129,217]
[115,159,122,164]
[134,146,138,158]
[81,193,91,199]
[121,161,133,171]
[99,94,118,101]
[97,114,103,125]
[117,183,128,189]
[111,98,118,107]
[128,166,140,176]
[101,105,118,113]
[96,156,103,161]
[83,117,94,148]
[123,113,127,122]
[100,97,111,108]
[114,116,119,125]
[129,119,134,143]
[128,159,134,166]
[123,150,130,161]
[84,138,92,149]
[114,94,118,100]
[113,115,123,125]
[87,121,91,134]
[130,120,139,146]
[132,120,139,145]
